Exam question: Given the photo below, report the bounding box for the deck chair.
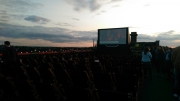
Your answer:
[69,70,92,88]
[64,61,76,71]
[36,66,55,84]
[0,77,17,100]
[12,79,40,101]
[52,67,72,86]
[113,73,138,95]
[23,67,42,82]
[33,82,65,101]
[91,72,114,91]
[75,63,90,72]
[60,85,95,101]
[103,62,113,73]
[94,89,133,101]
[121,66,138,75]
[88,62,104,73]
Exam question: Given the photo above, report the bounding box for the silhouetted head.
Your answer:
[168,48,172,52]
[144,46,150,55]
[157,46,165,53]
[157,46,162,50]
[4,41,10,47]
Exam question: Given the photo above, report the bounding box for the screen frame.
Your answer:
[97,27,129,45]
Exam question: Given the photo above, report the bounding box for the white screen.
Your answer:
[99,28,127,44]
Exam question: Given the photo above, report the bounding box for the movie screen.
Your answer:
[99,28,127,44]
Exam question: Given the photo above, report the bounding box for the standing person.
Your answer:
[155,46,166,77]
[164,48,173,80]
[141,46,152,80]
[150,46,156,68]
[1,41,18,78]
[172,46,180,100]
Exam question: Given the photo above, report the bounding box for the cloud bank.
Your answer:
[0,22,97,47]
[0,0,43,13]
[0,22,179,47]
[24,15,50,24]
[64,0,123,12]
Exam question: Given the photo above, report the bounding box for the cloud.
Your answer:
[0,14,28,23]
[137,30,180,41]
[0,37,93,47]
[97,10,107,15]
[0,10,7,15]
[0,22,97,46]
[24,15,50,24]
[65,0,101,12]
[10,14,27,20]
[0,19,9,22]
[112,5,120,7]
[128,26,141,28]
[136,34,156,41]
[155,30,180,40]
[136,30,180,47]
[64,0,124,12]
[144,4,150,6]
[0,22,179,47]
[91,10,107,18]
[111,0,123,2]
[72,18,79,21]
[101,10,106,13]
[0,16,9,19]
[55,22,74,27]
[0,0,43,13]
[0,15,10,22]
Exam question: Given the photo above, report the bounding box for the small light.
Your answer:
[21,52,22,53]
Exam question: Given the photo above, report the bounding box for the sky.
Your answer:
[0,0,180,47]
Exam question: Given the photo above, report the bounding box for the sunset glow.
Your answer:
[0,0,180,47]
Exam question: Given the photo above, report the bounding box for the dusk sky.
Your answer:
[0,0,180,47]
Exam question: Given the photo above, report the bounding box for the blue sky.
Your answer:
[0,0,180,47]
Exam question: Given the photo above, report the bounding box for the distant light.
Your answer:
[21,52,22,53]
[39,51,40,52]
[26,52,28,53]
[31,51,32,52]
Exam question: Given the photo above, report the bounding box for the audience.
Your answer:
[172,46,180,100]
[155,46,166,77]
[141,46,152,80]
[1,41,18,78]
[150,46,157,68]
[164,48,173,80]
[0,41,178,100]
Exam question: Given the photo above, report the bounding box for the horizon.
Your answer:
[0,0,180,47]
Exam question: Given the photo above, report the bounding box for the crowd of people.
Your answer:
[141,45,180,100]
[0,41,180,100]
[0,44,93,54]
[142,46,173,79]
